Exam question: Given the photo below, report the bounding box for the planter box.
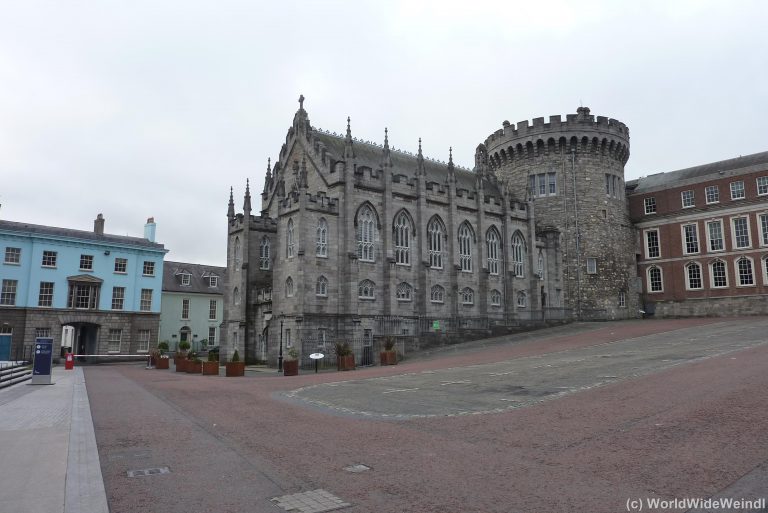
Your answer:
[175,359,187,372]
[156,358,170,370]
[337,354,355,371]
[226,361,245,377]
[202,361,219,375]
[186,361,202,374]
[380,351,398,366]
[283,359,299,376]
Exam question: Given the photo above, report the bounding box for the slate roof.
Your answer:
[627,151,768,193]
[0,219,165,251]
[312,130,502,196]
[163,260,225,295]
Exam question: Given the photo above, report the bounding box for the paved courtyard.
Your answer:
[85,318,768,513]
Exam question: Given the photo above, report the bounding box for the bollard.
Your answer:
[64,352,74,370]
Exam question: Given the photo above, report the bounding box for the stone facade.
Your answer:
[222,98,573,365]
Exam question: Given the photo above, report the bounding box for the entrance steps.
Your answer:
[0,363,32,389]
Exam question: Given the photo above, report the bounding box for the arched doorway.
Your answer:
[179,326,191,350]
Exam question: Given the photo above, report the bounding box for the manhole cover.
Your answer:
[127,466,170,478]
[271,489,350,512]
[343,464,371,473]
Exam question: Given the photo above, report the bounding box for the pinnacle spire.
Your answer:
[243,178,252,213]
[416,137,425,176]
[381,127,392,167]
[263,158,272,193]
[344,116,355,159]
[227,186,235,220]
[447,147,455,182]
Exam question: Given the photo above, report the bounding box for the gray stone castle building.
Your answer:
[222,98,638,365]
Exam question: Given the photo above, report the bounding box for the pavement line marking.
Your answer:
[440,380,471,386]
[382,388,419,394]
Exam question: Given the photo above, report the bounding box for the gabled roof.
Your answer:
[0,220,165,251]
[162,260,225,294]
[627,151,768,193]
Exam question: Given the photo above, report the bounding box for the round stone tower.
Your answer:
[483,106,639,320]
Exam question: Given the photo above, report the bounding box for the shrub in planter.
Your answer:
[175,340,191,368]
[156,341,170,369]
[334,342,355,371]
[283,347,299,376]
[226,350,245,377]
[380,337,398,366]
[202,350,219,375]
[186,355,202,374]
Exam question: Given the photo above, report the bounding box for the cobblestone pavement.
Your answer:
[86,318,768,513]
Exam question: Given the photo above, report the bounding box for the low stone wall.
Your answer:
[650,296,768,318]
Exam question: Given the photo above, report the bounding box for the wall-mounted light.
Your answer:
[104,251,110,255]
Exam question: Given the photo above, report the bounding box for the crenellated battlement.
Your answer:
[306,191,339,213]
[483,107,630,169]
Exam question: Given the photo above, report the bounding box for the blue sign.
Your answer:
[31,337,53,385]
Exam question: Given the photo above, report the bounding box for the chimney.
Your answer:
[94,214,105,235]
[144,217,156,242]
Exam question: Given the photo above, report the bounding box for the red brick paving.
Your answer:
[87,318,768,513]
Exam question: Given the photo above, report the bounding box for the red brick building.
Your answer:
[627,151,768,316]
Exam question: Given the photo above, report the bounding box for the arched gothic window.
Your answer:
[286,219,295,258]
[517,291,527,308]
[233,286,240,306]
[486,227,501,275]
[394,211,412,265]
[316,275,328,296]
[430,285,445,303]
[396,282,413,301]
[358,279,375,299]
[458,222,474,272]
[356,205,376,262]
[461,287,474,305]
[234,237,241,267]
[259,236,270,270]
[316,218,328,257]
[490,289,502,306]
[511,232,525,277]
[285,277,294,297]
[537,250,544,279]
[428,217,445,269]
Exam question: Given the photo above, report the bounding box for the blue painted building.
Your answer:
[0,214,167,361]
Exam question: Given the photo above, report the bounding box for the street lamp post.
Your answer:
[278,319,284,372]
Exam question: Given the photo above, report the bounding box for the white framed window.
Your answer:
[705,185,719,204]
[538,173,546,196]
[759,213,768,246]
[618,291,626,308]
[681,190,695,208]
[430,285,445,303]
[208,275,218,288]
[35,327,51,339]
[396,282,413,301]
[486,228,501,275]
[428,217,444,269]
[285,277,294,297]
[286,218,295,258]
[181,299,190,319]
[140,289,152,311]
[209,299,217,320]
[685,261,703,290]
[114,257,127,273]
[316,275,328,296]
[108,329,122,353]
[645,229,660,259]
[763,256,768,285]
[460,287,474,305]
[682,223,700,254]
[260,236,270,269]
[394,211,411,265]
[1,279,18,305]
[208,327,216,346]
[180,273,191,286]
[758,176,768,196]
[736,256,754,286]
[4,247,20,264]
[706,220,724,252]
[548,173,557,195]
[586,257,597,274]
[111,287,125,310]
[356,205,377,262]
[490,289,502,306]
[644,197,656,214]
[137,330,150,352]
[511,232,525,277]
[68,282,99,309]
[458,222,474,272]
[516,291,527,308]
[38,282,54,307]
[710,260,728,288]
[143,261,155,276]
[730,180,745,200]
[647,266,663,293]
[42,250,57,267]
[358,279,375,299]
[316,218,328,257]
[79,254,94,271]
[731,216,751,249]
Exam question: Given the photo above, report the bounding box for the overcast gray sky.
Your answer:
[2,0,766,265]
